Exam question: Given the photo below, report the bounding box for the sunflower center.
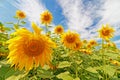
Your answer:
[44,15,50,21]
[24,39,45,56]
[75,43,80,48]
[90,42,96,45]
[102,30,110,36]
[66,36,75,43]
[19,13,25,17]
[57,28,62,32]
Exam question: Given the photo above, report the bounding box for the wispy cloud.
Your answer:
[58,0,120,40]
[8,0,56,32]
[99,0,120,25]
[94,0,120,36]
[10,0,46,25]
[57,0,102,39]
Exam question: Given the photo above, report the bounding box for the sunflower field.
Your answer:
[0,10,120,80]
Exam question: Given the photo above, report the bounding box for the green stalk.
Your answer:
[45,24,48,33]
[102,39,108,80]
[17,19,20,25]
[14,19,20,30]
[75,64,78,78]
[102,39,105,65]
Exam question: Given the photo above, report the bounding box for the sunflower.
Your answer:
[107,42,116,48]
[99,24,115,40]
[16,10,26,19]
[89,40,97,46]
[61,31,80,49]
[86,44,92,49]
[40,10,53,25]
[82,39,87,44]
[111,60,120,66]
[73,41,82,50]
[7,22,55,71]
[54,25,64,34]
[80,49,92,55]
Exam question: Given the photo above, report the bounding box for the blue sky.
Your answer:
[0,0,120,47]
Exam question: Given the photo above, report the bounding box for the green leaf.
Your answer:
[0,22,3,26]
[4,27,11,31]
[111,78,120,80]
[0,61,25,80]
[0,46,8,53]
[21,21,26,24]
[58,61,71,68]
[102,65,116,76]
[105,52,119,59]
[48,26,52,27]
[38,70,54,79]
[86,67,98,73]
[74,77,80,80]
[91,54,102,60]
[0,65,10,78]
[6,22,13,24]
[13,16,18,19]
[6,73,28,80]
[14,24,19,30]
[57,71,74,80]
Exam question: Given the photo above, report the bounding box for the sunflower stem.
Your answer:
[75,64,78,78]
[45,24,48,33]
[102,39,108,80]
[14,19,20,30]
[17,19,20,25]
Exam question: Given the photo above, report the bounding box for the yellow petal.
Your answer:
[31,22,42,34]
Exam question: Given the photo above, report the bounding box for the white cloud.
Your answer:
[99,0,120,25]
[91,0,120,36]
[11,0,46,26]
[58,0,120,40]
[57,0,101,39]
[115,40,120,44]
[9,0,56,32]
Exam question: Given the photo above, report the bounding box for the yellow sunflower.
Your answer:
[61,31,80,49]
[86,44,92,49]
[80,49,92,55]
[40,10,53,25]
[111,60,120,66]
[107,42,116,48]
[82,39,88,44]
[89,40,97,46]
[7,22,55,71]
[54,25,64,34]
[16,10,26,19]
[73,41,82,50]
[99,24,115,40]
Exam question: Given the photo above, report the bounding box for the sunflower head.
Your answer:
[99,24,115,40]
[73,41,82,50]
[7,23,55,71]
[16,10,26,19]
[54,25,64,34]
[86,44,92,49]
[107,42,116,48]
[111,60,120,66]
[89,40,97,46]
[82,39,88,44]
[80,49,92,55]
[40,10,53,25]
[61,31,80,49]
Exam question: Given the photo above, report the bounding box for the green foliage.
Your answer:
[0,61,26,80]
[0,12,120,80]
